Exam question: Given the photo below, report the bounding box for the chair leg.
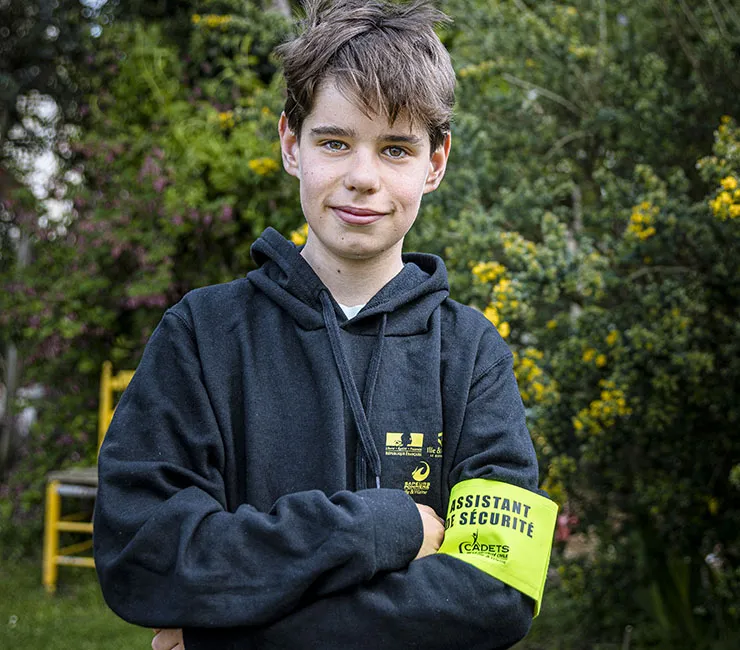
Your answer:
[43,480,61,594]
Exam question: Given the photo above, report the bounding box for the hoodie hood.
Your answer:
[248,226,450,489]
[249,227,449,334]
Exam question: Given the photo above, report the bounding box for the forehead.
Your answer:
[303,81,427,145]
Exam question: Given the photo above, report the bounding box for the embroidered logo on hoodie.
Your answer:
[385,432,424,456]
[405,461,431,495]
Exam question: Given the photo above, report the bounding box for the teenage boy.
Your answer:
[93,1,557,649]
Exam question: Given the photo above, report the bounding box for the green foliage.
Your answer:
[2,1,740,647]
[1,2,299,555]
[434,1,740,645]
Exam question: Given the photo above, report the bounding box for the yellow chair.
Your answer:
[43,361,134,593]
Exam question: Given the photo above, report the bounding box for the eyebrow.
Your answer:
[309,125,423,146]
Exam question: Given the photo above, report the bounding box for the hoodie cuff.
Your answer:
[356,488,424,572]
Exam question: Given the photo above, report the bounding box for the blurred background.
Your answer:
[1,1,739,648]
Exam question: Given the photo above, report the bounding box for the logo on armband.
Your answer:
[459,529,510,561]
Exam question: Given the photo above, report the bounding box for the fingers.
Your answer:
[416,503,444,524]
[414,503,446,560]
[152,628,185,650]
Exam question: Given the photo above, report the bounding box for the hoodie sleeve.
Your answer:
[93,311,423,629]
[183,346,545,650]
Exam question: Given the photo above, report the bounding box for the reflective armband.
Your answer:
[438,478,558,616]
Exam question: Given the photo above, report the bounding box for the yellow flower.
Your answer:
[606,330,618,346]
[191,14,201,24]
[472,261,506,284]
[573,418,584,431]
[628,202,658,240]
[289,223,308,246]
[484,305,500,326]
[595,354,607,368]
[204,14,232,29]
[218,111,235,130]
[582,348,596,363]
[546,319,557,330]
[498,322,511,339]
[730,205,740,219]
[248,157,279,176]
[721,176,738,191]
[493,277,512,296]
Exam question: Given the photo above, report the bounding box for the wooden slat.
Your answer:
[58,540,93,556]
[47,467,98,486]
[57,521,93,533]
[56,556,95,568]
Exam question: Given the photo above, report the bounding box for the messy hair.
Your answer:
[275,0,456,152]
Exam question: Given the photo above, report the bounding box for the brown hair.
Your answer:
[275,0,455,151]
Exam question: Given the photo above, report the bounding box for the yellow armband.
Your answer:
[438,478,558,616]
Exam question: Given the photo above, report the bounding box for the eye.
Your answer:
[385,146,408,159]
[322,140,348,152]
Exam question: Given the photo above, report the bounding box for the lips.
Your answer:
[331,206,387,225]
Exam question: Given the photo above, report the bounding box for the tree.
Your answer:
[0,0,110,477]
[417,1,740,645]
[1,0,300,552]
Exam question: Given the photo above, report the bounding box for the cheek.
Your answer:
[395,175,427,209]
[301,164,335,196]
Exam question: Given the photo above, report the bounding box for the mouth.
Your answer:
[331,206,387,226]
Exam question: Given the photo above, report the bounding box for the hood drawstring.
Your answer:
[320,291,386,490]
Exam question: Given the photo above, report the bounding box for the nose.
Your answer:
[344,147,381,194]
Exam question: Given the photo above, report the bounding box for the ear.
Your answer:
[278,113,300,178]
[423,132,452,195]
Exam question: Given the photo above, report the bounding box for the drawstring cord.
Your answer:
[357,311,386,490]
[320,291,385,489]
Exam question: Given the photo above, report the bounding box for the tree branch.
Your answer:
[546,130,590,159]
[718,0,740,33]
[657,0,702,75]
[706,0,730,41]
[627,265,695,282]
[501,73,585,116]
[677,0,710,46]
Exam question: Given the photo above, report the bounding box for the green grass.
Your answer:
[0,558,150,649]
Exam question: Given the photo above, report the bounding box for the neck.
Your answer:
[301,242,404,305]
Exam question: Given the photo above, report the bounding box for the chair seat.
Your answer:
[47,466,98,486]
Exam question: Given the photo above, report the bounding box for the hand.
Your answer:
[152,628,184,650]
[414,504,445,559]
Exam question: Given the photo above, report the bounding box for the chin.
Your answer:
[332,239,392,261]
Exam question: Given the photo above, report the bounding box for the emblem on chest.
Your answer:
[381,431,444,499]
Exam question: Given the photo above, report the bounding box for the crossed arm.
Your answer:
[96,315,538,650]
[152,503,445,650]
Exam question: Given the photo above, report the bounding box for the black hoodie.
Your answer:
[94,228,540,649]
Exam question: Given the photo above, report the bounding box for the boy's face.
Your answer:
[279,80,450,265]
